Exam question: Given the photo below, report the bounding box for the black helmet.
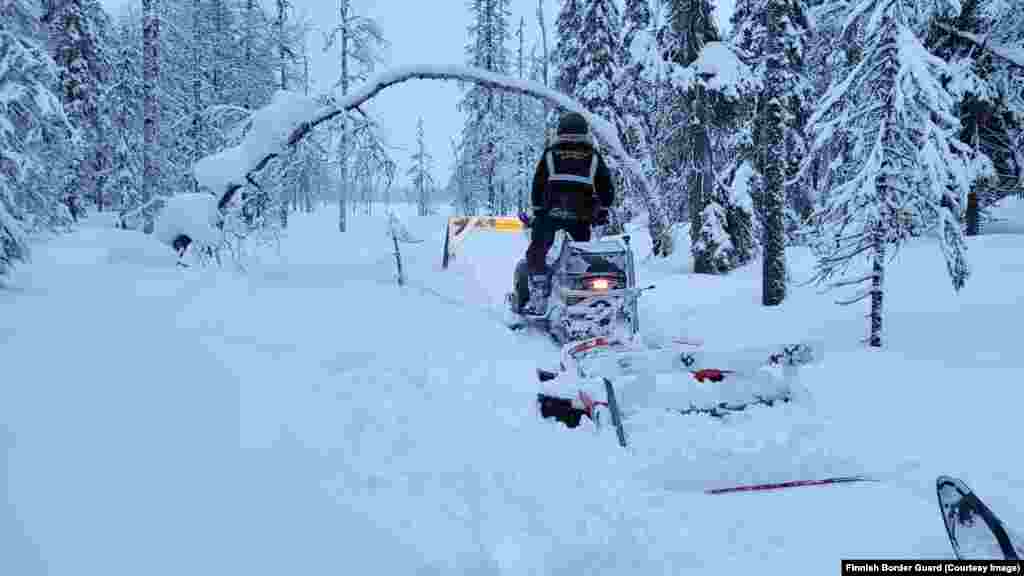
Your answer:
[557,112,589,136]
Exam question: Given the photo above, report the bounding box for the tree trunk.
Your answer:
[689,86,713,273]
[278,0,288,91]
[965,190,980,236]
[191,0,202,194]
[869,224,884,348]
[338,0,349,232]
[538,0,550,123]
[142,0,160,232]
[761,0,786,306]
[242,0,253,108]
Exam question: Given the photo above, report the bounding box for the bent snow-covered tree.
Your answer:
[193,64,676,256]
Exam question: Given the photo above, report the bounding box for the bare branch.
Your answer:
[828,273,874,289]
[835,288,871,305]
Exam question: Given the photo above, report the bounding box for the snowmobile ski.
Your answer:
[602,377,627,448]
[937,475,1021,560]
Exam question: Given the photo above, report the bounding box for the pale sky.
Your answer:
[100,0,734,187]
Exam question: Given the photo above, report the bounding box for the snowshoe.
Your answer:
[937,475,1022,560]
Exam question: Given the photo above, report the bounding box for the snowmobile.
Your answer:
[504,213,646,345]
[534,333,823,441]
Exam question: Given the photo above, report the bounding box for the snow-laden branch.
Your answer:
[193,63,673,253]
[935,24,1024,69]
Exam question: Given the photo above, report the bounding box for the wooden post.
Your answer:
[393,233,404,286]
[441,220,451,269]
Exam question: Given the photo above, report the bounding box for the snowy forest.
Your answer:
[1,0,1023,345]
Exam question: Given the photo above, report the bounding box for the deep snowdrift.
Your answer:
[1,204,1020,575]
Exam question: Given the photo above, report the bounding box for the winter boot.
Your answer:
[523,274,550,316]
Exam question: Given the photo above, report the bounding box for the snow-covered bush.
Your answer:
[153,193,223,257]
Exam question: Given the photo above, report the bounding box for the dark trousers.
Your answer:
[526,214,591,276]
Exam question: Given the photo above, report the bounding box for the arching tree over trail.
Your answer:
[195,64,679,256]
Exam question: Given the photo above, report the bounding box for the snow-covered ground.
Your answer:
[2,201,1021,574]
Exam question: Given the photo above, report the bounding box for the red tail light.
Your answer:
[585,277,613,291]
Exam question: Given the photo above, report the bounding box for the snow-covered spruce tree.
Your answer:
[325,0,388,232]
[554,0,582,102]
[459,0,513,215]
[619,0,653,157]
[614,0,676,256]
[804,0,973,347]
[640,0,757,272]
[731,0,813,303]
[0,0,74,276]
[616,0,653,223]
[408,118,435,216]
[926,0,1023,235]
[574,0,627,231]
[155,0,201,196]
[101,16,144,220]
[45,0,114,213]
[669,0,722,273]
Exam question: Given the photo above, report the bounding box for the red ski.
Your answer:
[705,475,878,495]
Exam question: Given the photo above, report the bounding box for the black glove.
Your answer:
[593,207,610,226]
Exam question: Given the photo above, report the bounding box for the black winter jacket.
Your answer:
[530,138,614,221]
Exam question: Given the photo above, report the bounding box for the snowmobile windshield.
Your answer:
[566,249,626,275]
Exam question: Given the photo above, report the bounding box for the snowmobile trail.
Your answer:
[3,208,1022,574]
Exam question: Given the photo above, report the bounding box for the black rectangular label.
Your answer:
[841,560,1022,575]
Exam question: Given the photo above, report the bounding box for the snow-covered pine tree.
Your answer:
[1,0,74,276]
[408,118,435,216]
[46,0,114,214]
[324,0,388,232]
[804,0,973,347]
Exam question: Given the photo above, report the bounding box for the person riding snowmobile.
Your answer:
[519,112,615,316]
